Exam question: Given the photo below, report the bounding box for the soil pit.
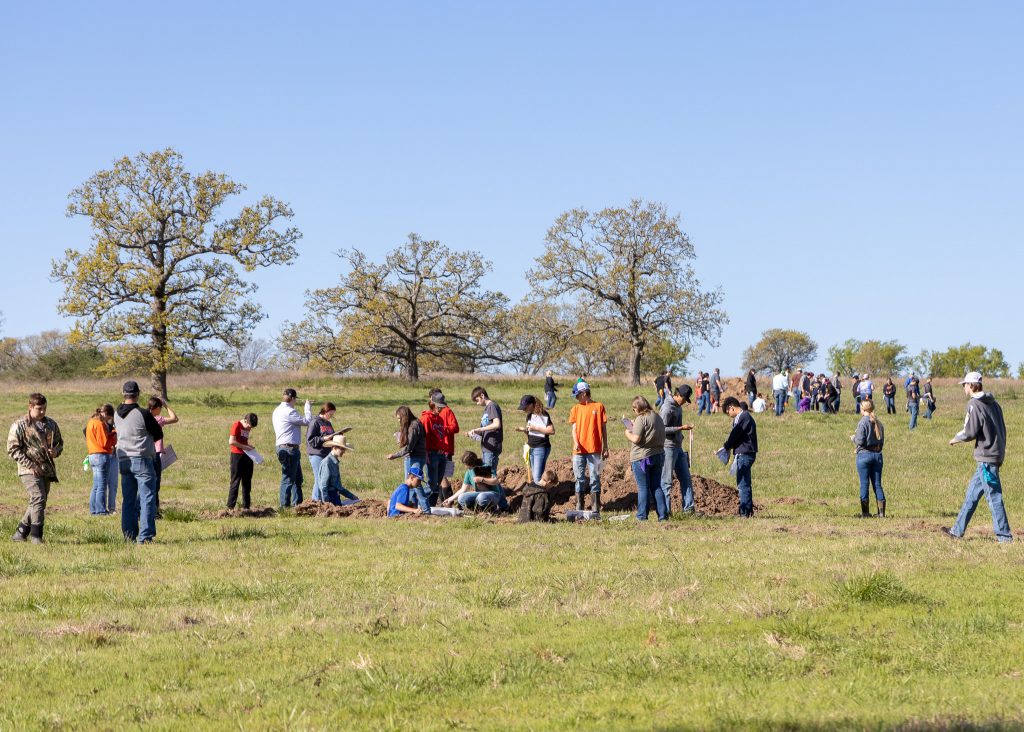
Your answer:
[208,506,278,519]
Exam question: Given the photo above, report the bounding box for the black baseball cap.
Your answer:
[518,394,537,411]
[122,380,140,395]
[674,385,693,403]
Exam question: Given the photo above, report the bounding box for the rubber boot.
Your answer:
[28,522,44,545]
[575,492,585,511]
[11,521,29,542]
[860,500,871,518]
[589,492,600,518]
[877,500,886,518]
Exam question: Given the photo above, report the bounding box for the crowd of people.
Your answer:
[5,369,1013,544]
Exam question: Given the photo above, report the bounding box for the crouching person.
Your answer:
[317,435,360,506]
[444,451,505,512]
[517,468,557,523]
[388,466,426,517]
[9,393,64,544]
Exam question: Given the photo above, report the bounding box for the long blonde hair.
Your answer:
[861,399,882,440]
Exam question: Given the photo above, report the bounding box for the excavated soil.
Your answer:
[208,506,278,519]
[294,499,389,519]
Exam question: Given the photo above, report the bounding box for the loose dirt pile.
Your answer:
[208,506,278,519]
[294,499,389,519]
[498,449,741,517]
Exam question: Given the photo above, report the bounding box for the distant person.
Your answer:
[851,399,886,517]
[515,395,554,483]
[443,450,503,512]
[654,369,669,407]
[660,385,695,514]
[306,402,337,502]
[624,396,667,521]
[833,373,843,412]
[697,372,711,415]
[906,376,921,430]
[882,377,897,415]
[8,393,64,544]
[942,373,1012,542]
[147,396,178,519]
[317,435,359,505]
[272,388,312,507]
[567,380,608,515]
[851,374,861,413]
[772,370,787,416]
[745,369,758,407]
[904,371,916,390]
[86,403,118,515]
[227,413,259,510]
[718,396,758,517]
[857,375,874,407]
[388,466,425,517]
[388,406,428,508]
[467,386,503,475]
[709,368,722,413]
[751,393,768,413]
[517,468,556,523]
[797,392,811,413]
[114,381,163,543]
[544,370,559,409]
[923,375,936,419]
[428,389,459,502]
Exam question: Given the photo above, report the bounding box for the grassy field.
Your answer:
[1,373,1022,731]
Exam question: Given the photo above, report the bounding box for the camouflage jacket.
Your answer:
[7,416,64,481]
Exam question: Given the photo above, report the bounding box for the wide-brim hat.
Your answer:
[675,385,693,403]
[323,435,355,451]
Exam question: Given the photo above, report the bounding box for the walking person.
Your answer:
[387,406,429,508]
[147,396,177,519]
[227,413,259,509]
[660,385,695,514]
[272,388,312,507]
[772,369,787,416]
[114,381,163,543]
[306,402,337,502]
[568,380,608,515]
[515,395,554,484]
[544,370,559,410]
[709,368,723,414]
[882,377,897,415]
[8,393,64,544]
[86,404,118,515]
[923,376,937,419]
[851,399,886,517]
[625,396,667,521]
[316,435,360,505]
[717,396,758,517]
[467,386,503,476]
[654,369,669,408]
[942,372,1013,543]
[906,376,921,430]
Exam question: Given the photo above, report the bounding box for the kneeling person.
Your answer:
[444,451,504,512]
[388,466,426,517]
[518,468,557,523]
[317,435,360,506]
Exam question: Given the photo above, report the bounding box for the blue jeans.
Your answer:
[89,453,118,514]
[308,454,325,501]
[457,489,500,512]
[633,452,667,521]
[481,450,499,475]
[884,395,895,414]
[773,389,785,416]
[323,487,358,505]
[734,453,755,517]
[120,456,156,542]
[546,391,557,409]
[924,401,935,419]
[529,445,550,484]
[662,446,693,514]
[747,392,756,409]
[908,402,919,430]
[277,446,304,507]
[572,453,602,495]
[697,393,710,415]
[856,452,885,503]
[427,451,447,504]
[951,463,1013,542]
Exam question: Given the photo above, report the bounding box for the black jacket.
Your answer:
[723,411,758,456]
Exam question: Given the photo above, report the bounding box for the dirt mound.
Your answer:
[498,449,740,516]
[208,506,277,519]
[294,499,389,519]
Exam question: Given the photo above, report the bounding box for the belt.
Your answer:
[278,443,299,448]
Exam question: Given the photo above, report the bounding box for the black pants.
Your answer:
[228,453,254,508]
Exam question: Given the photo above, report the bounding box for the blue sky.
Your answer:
[1,1,1021,376]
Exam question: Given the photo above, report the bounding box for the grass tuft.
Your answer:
[218,525,269,540]
[0,551,40,578]
[834,571,922,605]
[160,507,198,522]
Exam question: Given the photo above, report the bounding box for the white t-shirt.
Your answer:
[752,398,767,413]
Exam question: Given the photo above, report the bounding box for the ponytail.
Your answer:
[862,399,882,440]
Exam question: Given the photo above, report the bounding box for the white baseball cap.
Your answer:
[958,371,983,385]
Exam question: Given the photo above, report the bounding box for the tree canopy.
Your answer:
[921,343,1010,378]
[827,339,909,377]
[742,329,817,374]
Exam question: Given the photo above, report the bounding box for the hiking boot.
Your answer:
[589,492,601,518]
[860,500,871,518]
[575,493,585,511]
[876,500,886,518]
[11,521,29,543]
[941,527,961,540]
[28,523,44,545]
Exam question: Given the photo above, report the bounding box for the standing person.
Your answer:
[272,388,312,508]
[709,368,723,414]
[227,413,258,510]
[147,396,178,519]
[822,378,839,414]
[421,398,448,507]
[745,369,758,407]
[316,435,360,505]
[625,396,667,521]
[833,373,843,412]
[544,370,559,410]
[467,386,503,475]
[8,393,64,544]
[660,385,695,514]
[718,396,758,518]
[883,378,897,415]
[857,374,874,409]
[114,381,163,543]
[387,406,428,507]
[943,372,1013,543]
[567,380,608,515]
[851,374,862,414]
[906,376,921,430]
[306,402,337,502]
[851,399,886,517]
[772,370,788,416]
[515,395,554,484]
[923,376,937,419]
[698,372,711,415]
[86,404,118,515]
[654,369,668,407]
[428,389,459,501]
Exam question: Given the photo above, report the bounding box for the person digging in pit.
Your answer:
[517,468,558,523]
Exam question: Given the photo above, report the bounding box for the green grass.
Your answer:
[0,374,1022,730]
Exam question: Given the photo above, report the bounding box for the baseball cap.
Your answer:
[430,391,447,407]
[959,372,983,385]
[407,465,425,480]
[122,380,140,395]
[518,395,537,411]
[572,381,590,397]
[674,385,693,403]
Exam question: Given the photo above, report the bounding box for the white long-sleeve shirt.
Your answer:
[272,400,312,446]
[772,373,787,391]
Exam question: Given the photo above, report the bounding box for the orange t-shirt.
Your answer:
[568,401,607,454]
[86,417,117,454]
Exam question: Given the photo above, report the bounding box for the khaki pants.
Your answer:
[19,474,51,527]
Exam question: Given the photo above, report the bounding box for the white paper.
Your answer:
[715,447,729,466]
[243,447,264,465]
[160,444,177,470]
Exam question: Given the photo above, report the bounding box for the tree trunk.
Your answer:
[151,287,169,400]
[407,342,419,382]
[151,370,168,401]
[629,343,643,387]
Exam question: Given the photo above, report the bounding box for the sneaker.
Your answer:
[940,527,962,540]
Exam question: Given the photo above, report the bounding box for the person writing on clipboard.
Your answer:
[715,396,758,518]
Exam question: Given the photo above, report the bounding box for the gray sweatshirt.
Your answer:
[114,403,163,459]
[952,392,1006,465]
[852,415,884,453]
